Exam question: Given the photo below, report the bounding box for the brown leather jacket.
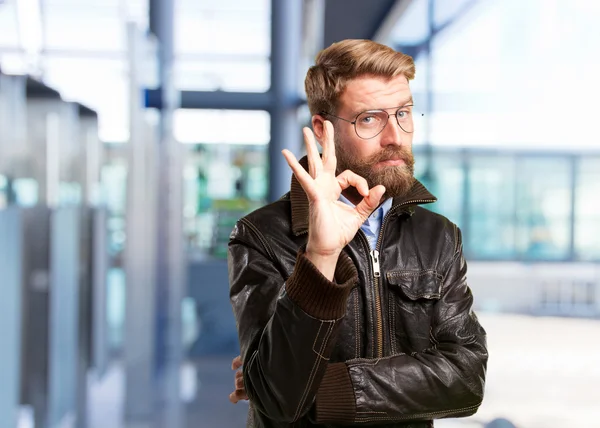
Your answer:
[228,163,488,427]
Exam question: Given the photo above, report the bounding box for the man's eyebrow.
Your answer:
[367,97,414,112]
[352,97,414,116]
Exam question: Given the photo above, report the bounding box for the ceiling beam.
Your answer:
[323,0,401,46]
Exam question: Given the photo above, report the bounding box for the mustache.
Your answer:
[368,147,414,165]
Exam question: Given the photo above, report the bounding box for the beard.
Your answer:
[335,135,415,201]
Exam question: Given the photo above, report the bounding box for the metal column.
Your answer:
[269,0,303,202]
[150,0,185,426]
[0,208,23,428]
[419,0,436,189]
[124,22,158,425]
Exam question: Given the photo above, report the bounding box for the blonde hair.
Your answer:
[305,39,415,115]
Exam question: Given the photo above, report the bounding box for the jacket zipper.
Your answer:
[369,249,384,358]
[367,197,436,358]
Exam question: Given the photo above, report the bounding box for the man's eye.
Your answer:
[397,110,411,119]
[358,113,383,126]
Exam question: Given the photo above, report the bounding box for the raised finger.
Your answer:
[303,127,322,178]
[231,355,242,370]
[282,149,317,199]
[321,120,337,173]
[355,185,386,221]
[336,170,369,197]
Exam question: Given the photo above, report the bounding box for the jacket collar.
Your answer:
[290,156,437,236]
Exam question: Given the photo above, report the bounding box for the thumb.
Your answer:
[355,185,386,220]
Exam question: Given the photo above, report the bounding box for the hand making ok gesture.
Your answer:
[281,121,386,280]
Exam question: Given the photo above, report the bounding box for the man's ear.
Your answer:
[311,114,326,145]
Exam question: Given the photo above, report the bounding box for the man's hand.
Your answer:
[229,355,248,404]
[282,121,386,280]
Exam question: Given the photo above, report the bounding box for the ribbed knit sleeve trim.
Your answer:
[285,249,357,320]
[315,362,356,423]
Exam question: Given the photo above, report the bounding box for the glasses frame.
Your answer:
[320,104,422,140]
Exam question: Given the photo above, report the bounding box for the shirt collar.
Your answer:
[338,193,393,222]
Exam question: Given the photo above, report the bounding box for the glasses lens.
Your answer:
[396,108,416,133]
[355,110,388,139]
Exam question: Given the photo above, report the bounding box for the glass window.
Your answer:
[175,58,270,92]
[174,109,270,145]
[515,157,572,260]
[42,56,129,142]
[418,152,464,228]
[44,8,125,52]
[183,143,267,259]
[389,0,429,45]
[176,109,270,258]
[12,178,39,207]
[0,2,20,47]
[433,0,478,28]
[175,0,270,92]
[467,155,517,259]
[176,8,270,57]
[575,157,600,260]
[401,0,600,152]
[0,174,7,209]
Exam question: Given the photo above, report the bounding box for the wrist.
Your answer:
[305,249,340,281]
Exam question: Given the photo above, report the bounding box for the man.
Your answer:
[227,39,487,427]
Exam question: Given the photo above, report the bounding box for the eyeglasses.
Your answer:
[320,105,423,140]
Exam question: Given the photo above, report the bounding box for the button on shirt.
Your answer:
[338,195,393,250]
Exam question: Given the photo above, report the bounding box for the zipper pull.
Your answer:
[370,250,381,278]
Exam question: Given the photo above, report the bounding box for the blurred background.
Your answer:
[0,0,599,427]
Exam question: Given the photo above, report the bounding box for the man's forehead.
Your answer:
[339,75,412,112]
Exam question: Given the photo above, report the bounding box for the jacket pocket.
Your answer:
[386,270,442,354]
[387,270,442,300]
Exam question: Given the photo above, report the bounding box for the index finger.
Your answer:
[322,120,337,173]
[281,149,318,200]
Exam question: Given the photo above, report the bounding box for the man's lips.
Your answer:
[376,158,405,167]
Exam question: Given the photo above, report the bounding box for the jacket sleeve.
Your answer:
[314,230,488,424]
[228,219,358,423]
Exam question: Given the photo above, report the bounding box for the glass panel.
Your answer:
[12,178,39,206]
[433,0,478,28]
[184,143,267,259]
[418,0,600,151]
[389,0,429,45]
[176,8,270,56]
[101,160,127,259]
[575,157,600,260]
[107,267,126,351]
[175,58,270,92]
[44,8,125,51]
[42,56,129,142]
[419,153,464,227]
[0,2,21,47]
[0,52,28,75]
[515,157,571,260]
[467,155,517,259]
[0,174,6,209]
[175,0,270,92]
[174,109,270,145]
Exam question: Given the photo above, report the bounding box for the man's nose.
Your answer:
[379,116,404,147]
